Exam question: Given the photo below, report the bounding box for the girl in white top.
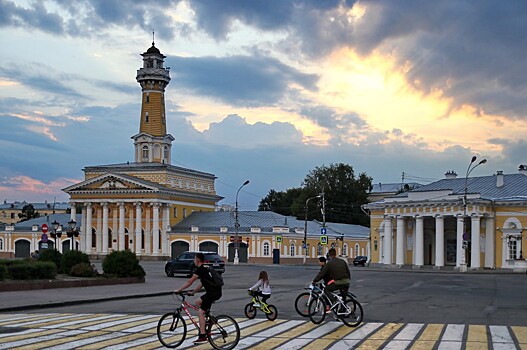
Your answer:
[248,270,272,304]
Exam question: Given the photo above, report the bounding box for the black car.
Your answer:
[165,251,225,277]
[353,256,368,266]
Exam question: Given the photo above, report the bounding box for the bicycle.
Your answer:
[157,291,240,349]
[308,285,363,327]
[244,290,278,321]
[294,282,325,317]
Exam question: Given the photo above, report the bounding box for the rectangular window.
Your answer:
[183,208,187,218]
[10,213,15,219]
[263,243,270,256]
[173,207,178,218]
[508,240,517,259]
[146,94,150,103]
[0,239,3,250]
[145,112,149,123]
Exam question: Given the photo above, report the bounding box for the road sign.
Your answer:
[41,233,48,243]
[320,235,328,245]
[463,233,468,240]
[321,227,327,235]
[276,235,282,243]
[41,243,48,249]
[41,223,48,233]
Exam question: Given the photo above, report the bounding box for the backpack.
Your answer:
[204,266,224,288]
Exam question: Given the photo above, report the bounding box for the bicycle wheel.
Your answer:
[265,304,278,321]
[207,315,240,350]
[157,312,186,348]
[340,298,363,327]
[244,303,257,319]
[308,297,326,324]
[294,292,312,317]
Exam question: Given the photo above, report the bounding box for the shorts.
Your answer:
[200,290,222,311]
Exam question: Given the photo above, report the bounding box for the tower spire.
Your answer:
[152,30,155,46]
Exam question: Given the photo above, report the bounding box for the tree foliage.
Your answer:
[18,204,40,221]
[258,163,372,226]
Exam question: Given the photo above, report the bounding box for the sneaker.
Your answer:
[193,335,208,344]
[325,305,331,314]
[253,303,260,307]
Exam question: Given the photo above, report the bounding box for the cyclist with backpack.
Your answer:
[175,252,223,344]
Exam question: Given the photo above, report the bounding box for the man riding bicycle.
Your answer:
[312,248,351,304]
[175,252,222,344]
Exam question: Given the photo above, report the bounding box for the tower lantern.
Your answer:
[132,37,174,164]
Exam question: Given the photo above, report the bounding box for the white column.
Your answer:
[118,203,125,251]
[415,216,424,267]
[135,202,142,254]
[85,203,92,254]
[96,207,102,253]
[112,205,118,250]
[435,215,444,267]
[456,215,464,268]
[145,204,151,255]
[80,205,86,252]
[129,206,134,252]
[102,202,109,254]
[470,215,481,269]
[70,202,76,251]
[152,203,160,256]
[162,204,169,255]
[484,216,495,268]
[396,216,405,265]
[384,217,393,264]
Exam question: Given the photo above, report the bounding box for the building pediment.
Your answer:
[63,173,160,193]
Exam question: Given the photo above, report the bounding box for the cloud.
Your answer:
[0,175,77,202]
[0,0,64,35]
[166,54,318,107]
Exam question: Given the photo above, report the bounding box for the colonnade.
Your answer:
[71,201,171,257]
[380,213,495,269]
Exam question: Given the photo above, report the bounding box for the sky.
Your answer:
[1,0,527,210]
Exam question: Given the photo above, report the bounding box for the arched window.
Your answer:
[343,243,348,257]
[290,243,295,257]
[145,112,149,123]
[263,242,270,256]
[317,243,323,256]
[142,146,149,160]
[355,244,360,257]
[163,146,168,160]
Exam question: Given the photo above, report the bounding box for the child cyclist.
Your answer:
[248,270,272,305]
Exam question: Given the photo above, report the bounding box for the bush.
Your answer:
[0,265,6,281]
[8,263,32,280]
[38,249,62,272]
[102,250,145,278]
[0,259,28,267]
[70,263,97,278]
[61,251,90,275]
[30,262,57,279]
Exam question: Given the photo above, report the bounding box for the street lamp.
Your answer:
[234,180,250,265]
[50,220,61,251]
[461,156,487,272]
[67,219,79,251]
[304,195,321,265]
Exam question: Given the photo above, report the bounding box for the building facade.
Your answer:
[170,211,370,264]
[363,167,527,271]
[0,201,69,225]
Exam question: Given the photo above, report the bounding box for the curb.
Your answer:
[0,291,173,312]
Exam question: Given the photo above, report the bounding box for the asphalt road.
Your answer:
[32,262,527,326]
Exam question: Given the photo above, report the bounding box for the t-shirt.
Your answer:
[194,265,221,293]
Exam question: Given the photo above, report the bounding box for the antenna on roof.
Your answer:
[152,30,155,46]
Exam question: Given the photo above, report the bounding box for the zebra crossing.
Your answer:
[0,312,525,349]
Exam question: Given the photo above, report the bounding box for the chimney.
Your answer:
[445,170,458,179]
[496,170,504,188]
[519,164,527,176]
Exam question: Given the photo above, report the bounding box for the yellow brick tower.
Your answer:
[132,35,174,164]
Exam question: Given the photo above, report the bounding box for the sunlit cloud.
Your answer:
[0,175,79,201]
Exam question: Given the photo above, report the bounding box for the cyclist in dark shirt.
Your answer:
[176,252,222,344]
[313,248,351,304]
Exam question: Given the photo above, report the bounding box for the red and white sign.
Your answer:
[41,223,48,233]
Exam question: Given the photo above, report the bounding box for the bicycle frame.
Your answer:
[176,296,202,332]
[249,294,272,314]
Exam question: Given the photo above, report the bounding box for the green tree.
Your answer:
[259,163,373,226]
[18,204,40,221]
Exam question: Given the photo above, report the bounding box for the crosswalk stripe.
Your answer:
[0,328,60,342]
[103,315,159,332]
[410,323,443,350]
[0,313,58,326]
[0,313,57,323]
[511,325,527,345]
[42,314,126,329]
[81,314,155,331]
[237,320,305,349]
[384,323,424,350]
[8,313,93,328]
[42,331,130,350]
[356,323,403,350]
[76,332,150,350]
[326,323,383,350]
[490,325,516,350]
[248,320,319,350]
[0,329,87,349]
[466,325,488,350]
[437,324,465,350]
[274,321,344,349]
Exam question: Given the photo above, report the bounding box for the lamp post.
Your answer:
[304,195,321,265]
[461,156,487,272]
[234,180,250,265]
[67,219,79,251]
[50,220,61,252]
